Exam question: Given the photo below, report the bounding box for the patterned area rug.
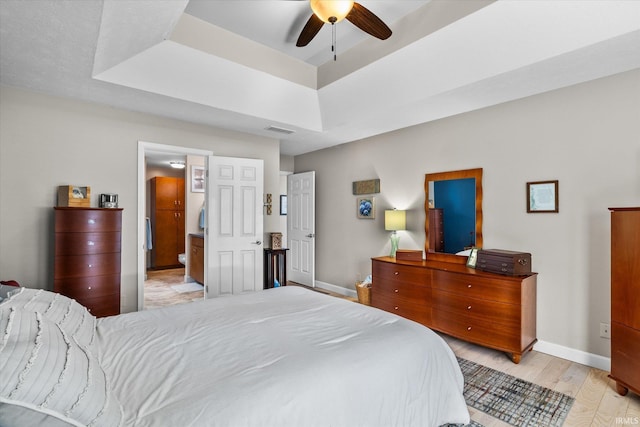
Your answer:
[458,357,575,427]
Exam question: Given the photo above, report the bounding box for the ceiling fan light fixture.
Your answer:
[170,161,186,169]
[310,0,354,24]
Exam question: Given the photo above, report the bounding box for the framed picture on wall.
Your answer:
[357,197,375,219]
[191,166,205,193]
[527,180,558,213]
[280,195,287,215]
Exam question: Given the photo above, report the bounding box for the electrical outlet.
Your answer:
[600,323,610,339]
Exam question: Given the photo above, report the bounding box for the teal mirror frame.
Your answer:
[424,168,483,264]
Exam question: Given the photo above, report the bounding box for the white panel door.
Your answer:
[287,171,315,287]
[206,156,264,297]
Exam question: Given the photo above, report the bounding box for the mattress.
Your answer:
[95,286,470,427]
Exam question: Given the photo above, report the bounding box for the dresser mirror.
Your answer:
[424,168,483,264]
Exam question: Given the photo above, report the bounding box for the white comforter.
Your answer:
[95,286,469,427]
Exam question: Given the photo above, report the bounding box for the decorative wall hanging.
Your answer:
[357,197,375,219]
[191,166,205,193]
[280,195,287,215]
[527,180,559,213]
[352,179,380,195]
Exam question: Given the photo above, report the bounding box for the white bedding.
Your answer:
[95,286,469,427]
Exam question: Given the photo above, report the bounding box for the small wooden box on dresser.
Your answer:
[372,256,537,363]
[609,207,640,396]
[54,207,122,317]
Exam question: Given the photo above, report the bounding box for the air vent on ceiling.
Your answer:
[265,125,295,135]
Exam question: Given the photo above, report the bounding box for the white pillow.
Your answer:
[0,288,96,348]
[0,307,122,427]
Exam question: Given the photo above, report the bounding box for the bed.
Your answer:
[0,285,470,427]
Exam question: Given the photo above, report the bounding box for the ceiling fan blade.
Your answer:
[296,14,324,47]
[346,2,392,40]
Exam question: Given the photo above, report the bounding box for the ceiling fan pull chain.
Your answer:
[332,22,337,61]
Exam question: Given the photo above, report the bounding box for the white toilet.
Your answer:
[178,253,186,265]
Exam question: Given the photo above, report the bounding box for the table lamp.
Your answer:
[385,209,406,257]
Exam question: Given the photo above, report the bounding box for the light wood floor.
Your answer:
[440,333,640,427]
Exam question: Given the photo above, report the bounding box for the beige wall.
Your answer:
[0,86,281,313]
[295,69,640,359]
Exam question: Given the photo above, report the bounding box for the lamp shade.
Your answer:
[310,0,354,23]
[385,209,406,231]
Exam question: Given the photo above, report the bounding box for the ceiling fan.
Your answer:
[296,0,392,59]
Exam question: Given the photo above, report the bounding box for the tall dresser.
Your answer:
[150,176,185,269]
[609,207,640,396]
[54,207,122,317]
[428,208,444,253]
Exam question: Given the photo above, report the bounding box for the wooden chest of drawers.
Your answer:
[372,261,431,325]
[54,207,122,317]
[371,256,537,363]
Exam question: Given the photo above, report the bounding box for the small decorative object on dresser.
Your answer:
[466,248,479,268]
[57,185,91,207]
[99,193,118,208]
[476,249,532,276]
[609,207,640,397]
[395,249,422,261]
[54,207,122,317]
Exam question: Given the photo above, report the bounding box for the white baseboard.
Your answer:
[534,340,610,371]
[314,280,357,298]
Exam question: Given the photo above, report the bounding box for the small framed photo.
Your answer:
[527,180,559,213]
[357,197,375,219]
[191,165,205,193]
[466,248,479,268]
[280,195,287,215]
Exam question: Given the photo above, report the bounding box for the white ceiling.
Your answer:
[1,0,639,157]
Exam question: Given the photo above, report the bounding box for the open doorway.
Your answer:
[137,142,213,311]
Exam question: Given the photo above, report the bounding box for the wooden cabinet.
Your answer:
[54,207,122,317]
[190,234,204,284]
[150,177,185,269]
[428,208,444,252]
[371,256,537,363]
[609,207,640,396]
[264,249,289,289]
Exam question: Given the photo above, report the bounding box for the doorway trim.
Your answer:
[137,141,213,311]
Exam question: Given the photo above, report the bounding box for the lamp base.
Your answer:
[390,233,400,257]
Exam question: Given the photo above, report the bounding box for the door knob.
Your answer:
[252,241,262,245]
[306,234,315,238]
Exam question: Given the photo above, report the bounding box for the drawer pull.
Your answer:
[394,289,399,293]
[88,264,93,268]
[394,306,399,310]
[467,284,472,288]
[87,241,95,246]
[88,219,96,224]
[394,271,399,276]
[467,326,472,331]
[467,305,472,310]
[87,286,92,290]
